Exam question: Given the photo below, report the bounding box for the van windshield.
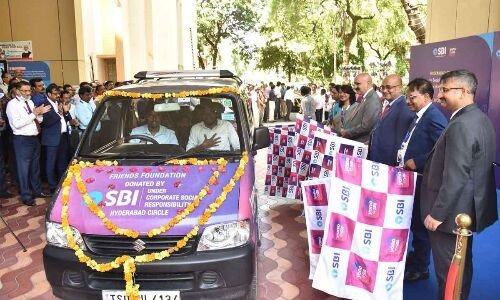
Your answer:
[78,96,243,159]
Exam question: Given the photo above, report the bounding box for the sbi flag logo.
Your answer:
[331,252,341,278]
[496,49,500,58]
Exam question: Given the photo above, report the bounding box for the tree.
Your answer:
[399,0,426,44]
[257,0,426,82]
[196,0,261,69]
[334,0,374,66]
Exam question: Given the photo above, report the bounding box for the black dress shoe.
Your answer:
[34,192,52,198]
[0,192,14,198]
[404,269,430,282]
[23,200,36,206]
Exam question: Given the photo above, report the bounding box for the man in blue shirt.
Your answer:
[30,78,47,106]
[75,85,96,130]
[130,109,178,145]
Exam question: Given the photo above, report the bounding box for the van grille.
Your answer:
[83,234,197,256]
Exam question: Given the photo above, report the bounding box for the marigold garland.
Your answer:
[60,153,248,300]
[97,86,240,101]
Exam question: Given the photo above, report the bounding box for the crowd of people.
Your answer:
[251,70,497,299]
[0,71,119,206]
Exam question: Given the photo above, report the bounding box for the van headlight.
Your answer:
[197,220,250,251]
[46,222,86,250]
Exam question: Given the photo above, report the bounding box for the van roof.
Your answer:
[110,70,241,95]
[112,77,240,95]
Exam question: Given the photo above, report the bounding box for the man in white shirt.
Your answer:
[186,102,240,152]
[0,71,11,93]
[284,86,296,121]
[130,110,178,145]
[249,85,260,128]
[273,82,283,120]
[6,81,51,206]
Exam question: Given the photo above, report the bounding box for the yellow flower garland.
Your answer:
[72,157,229,238]
[61,153,249,300]
[97,86,240,101]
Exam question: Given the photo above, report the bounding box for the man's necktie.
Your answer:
[380,104,390,118]
[25,101,41,133]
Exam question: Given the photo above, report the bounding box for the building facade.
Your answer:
[0,0,196,84]
[426,0,500,43]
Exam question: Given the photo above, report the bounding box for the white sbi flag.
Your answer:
[312,153,416,300]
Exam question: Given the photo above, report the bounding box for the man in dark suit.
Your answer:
[41,84,74,194]
[399,78,448,282]
[421,70,497,299]
[340,73,381,144]
[368,74,415,166]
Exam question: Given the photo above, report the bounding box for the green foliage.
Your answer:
[196,0,261,69]
[257,0,423,83]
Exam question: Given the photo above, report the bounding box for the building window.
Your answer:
[104,58,117,82]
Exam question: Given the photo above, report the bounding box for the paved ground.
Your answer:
[0,128,336,299]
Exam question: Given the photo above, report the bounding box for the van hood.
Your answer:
[49,163,241,236]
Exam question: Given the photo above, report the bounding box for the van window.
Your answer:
[79,97,243,158]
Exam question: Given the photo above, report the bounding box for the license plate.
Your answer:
[102,290,180,300]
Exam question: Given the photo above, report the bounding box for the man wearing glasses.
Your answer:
[6,81,51,206]
[398,78,447,283]
[420,70,497,299]
[339,73,381,144]
[368,74,415,166]
[40,83,76,195]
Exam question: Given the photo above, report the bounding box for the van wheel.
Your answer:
[244,252,257,300]
[245,272,257,300]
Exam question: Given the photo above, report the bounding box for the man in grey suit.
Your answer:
[339,73,381,144]
[421,70,497,299]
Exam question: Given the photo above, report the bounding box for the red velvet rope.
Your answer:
[445,262,460,300]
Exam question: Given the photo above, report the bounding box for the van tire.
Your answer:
[245,271,257,300]
[244,250,257,300]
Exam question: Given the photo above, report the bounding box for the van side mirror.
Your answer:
[252,127,270,150]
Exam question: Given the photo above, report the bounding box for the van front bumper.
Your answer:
[43,243,255,300]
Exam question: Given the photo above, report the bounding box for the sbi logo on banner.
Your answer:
[315,209,323,227]
[371,163,380,186]
[496,49,500,58]
[331,252,341,278]
[361,229,373,254]
[432,46,447,57]
[385,266,396,291]
[340,185,351,211]
[395,199,405,224]
[87,190,140,206]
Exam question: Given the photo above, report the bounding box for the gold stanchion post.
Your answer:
[452,213,472,300]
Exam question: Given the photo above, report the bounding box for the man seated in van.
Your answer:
[130,108,178,144]
[186,101,240,151]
